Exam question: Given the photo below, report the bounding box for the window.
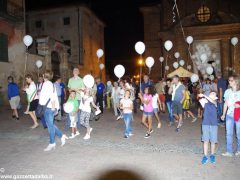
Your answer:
[196,5,211,22]
[63,40,71,55]
[0,33,8,62]
[63,17,70,25]
[35,20,42,28]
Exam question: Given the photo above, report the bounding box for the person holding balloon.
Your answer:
[65,91,79,139]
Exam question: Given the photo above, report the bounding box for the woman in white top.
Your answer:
[111,82,120,116]
[152,88,162,128]
[23,74,39,129]
[39,70,68,151]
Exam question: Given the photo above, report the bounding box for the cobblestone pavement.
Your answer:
[0,106,240,180]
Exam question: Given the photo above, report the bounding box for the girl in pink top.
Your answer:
[139,86,154,138]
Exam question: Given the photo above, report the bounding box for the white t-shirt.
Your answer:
[152,94,159,109]
[79,92,93,113]
[120,98,133,114]
[26,81,38,101]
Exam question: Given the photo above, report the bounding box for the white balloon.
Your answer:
[114,65,125,79]
[231,37,238,46]
[191,74,199,83]
[200,53,208,63]
[186,36,193,44]
[96,49,104,58]
[63,102,74,113]
[174,52,180,59]
[145,57,155,68]
[99,63,105,70]
[83,74,95,88]
[164,40,173,51]
[173,62,179,69]
[165,66,169,70]
[206,66,213,75]
[36,60,42,68]
[135,41,145,55]
[216,59,220,65]
[107,81,112,86]
[179,60,185,66]
[159,56,164,62]
[23,35,33,47]
[209,75,214,81]
[187,65,191,70]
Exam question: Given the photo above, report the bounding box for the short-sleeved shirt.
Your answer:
[120,98,133,114]
[202,101,218,126]
[68,76,84,100]
[143,94,153,112]
[172,84,185,102]
[79,92,94,113]
[224,89,240,116]
[152,94,159,109]
[97,83,105,95]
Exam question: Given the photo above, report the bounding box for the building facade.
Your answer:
[140,0,240,80]
[0,0,45,104]
[27,5,106,81]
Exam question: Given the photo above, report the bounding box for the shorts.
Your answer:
[143,111,154,116]
[69,114,77,128]
[153,108,159,113]
[172,101,183,115]
[159,94,165,102]
[29,99,39,111]
[9,96,20,109]
[202,125,218,143]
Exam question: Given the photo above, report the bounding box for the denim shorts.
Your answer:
[202,125,218,143]
[153,108,159,113]
[143,111,154,116]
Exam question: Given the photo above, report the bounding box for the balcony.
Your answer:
[0,0,24,22]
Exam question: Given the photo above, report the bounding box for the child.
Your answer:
[67,91,79,139]
[182,87,197,122]
[139,86,154,138]
[198,91,218,164]
[120,90,133,138]
[79,88,100,140]
[152,88,162,128]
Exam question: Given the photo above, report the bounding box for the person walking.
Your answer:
[96,77,105,114]
[165,78,174,126]
[111,82,120,117]
[39,70,68,151]
[7,76,20,121]
[23,74,39,129]
[221,75,240,157]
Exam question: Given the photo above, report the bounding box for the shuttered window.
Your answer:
[0,33,8,62]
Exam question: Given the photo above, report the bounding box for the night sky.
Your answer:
[26,0,161,79]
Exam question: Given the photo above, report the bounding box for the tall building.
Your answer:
[140,0,240,80]
[27,5,106,81]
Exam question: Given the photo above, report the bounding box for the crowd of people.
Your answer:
[7,68,240,164]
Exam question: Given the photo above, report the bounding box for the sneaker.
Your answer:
[149,129,154,134]
[12,115,16,119]
[69,133,75,139]
[16,117,20,121]
[192,117,197,123]
[235,151,240,156]
[75,131,80,136]
[157,123,162,128]
[144,133,150,138]
[222,152,233,157]
[129,133,134,136]
[124,135,129,139]
[175,128,180,132]
[116,115,122,121]
[210,155,216,164]
[201,156,208,165]
[83,134,90,140]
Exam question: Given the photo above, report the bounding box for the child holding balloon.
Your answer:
[64,91,79,139]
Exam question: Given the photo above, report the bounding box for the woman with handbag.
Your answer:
[39,70,68,151]
[23,74,39,129]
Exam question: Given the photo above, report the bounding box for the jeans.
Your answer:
[40,116,47,128]
[226,115,240,153]
[44,108,63,144]
[217,102,224,122]
[166,101,174,122]
[123,113,133,136]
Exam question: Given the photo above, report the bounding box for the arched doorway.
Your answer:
[51,51,60,76]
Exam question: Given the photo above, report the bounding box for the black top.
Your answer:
[164,85,172,102]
